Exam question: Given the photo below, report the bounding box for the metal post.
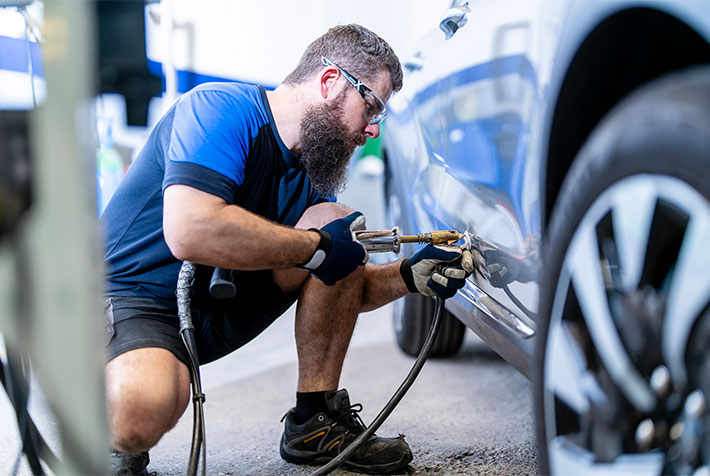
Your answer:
[9,1,108,473]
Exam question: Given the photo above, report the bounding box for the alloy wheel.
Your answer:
[543,174,710,475]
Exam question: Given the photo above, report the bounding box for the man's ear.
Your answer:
[319,66,340,99]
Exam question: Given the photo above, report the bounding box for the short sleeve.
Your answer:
[166,88,253,188]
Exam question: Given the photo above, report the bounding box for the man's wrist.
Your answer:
[298,229,331,271]
[399,258,418,293]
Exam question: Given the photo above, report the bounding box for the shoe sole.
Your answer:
[280,434,413,474]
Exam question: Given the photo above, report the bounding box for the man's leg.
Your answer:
[106,347,191,454]
[294,266,364,390]
[103,304,193,475]
[274,202,364,391]
[275,203,412,473]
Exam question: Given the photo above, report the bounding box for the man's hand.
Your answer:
[399,244,470,299]
[299,212,368,286]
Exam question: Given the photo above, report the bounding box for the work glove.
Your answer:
[298,212,368,286]
[399,244,471,299]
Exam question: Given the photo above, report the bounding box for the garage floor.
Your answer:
[149,306,539,476]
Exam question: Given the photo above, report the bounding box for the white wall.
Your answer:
[146,0,450,87]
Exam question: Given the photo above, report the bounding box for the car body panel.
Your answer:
[383,0,710,376]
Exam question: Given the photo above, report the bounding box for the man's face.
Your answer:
[299,70,393,197]
[337,69,393,145]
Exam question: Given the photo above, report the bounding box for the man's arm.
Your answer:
[360,245,473,312]
[360,260,409,312]
[163,184,320,269]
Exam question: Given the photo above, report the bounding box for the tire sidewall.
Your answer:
[535,66,710,474]
[394,293,466,357]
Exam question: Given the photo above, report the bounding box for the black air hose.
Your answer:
[176,261,206,476]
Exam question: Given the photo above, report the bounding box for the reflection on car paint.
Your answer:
[409,55,538,110]
[391,55,542,320]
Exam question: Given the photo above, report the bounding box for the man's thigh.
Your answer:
[273,202,362,294]
[104,297,191,367]
[104,297,191,429]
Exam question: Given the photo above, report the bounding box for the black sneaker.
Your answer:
[280,389,413,474]
[110,451,155,476]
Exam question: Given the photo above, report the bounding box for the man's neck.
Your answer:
[265,85,306,154]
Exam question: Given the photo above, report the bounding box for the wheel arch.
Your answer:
[543,7,710,230]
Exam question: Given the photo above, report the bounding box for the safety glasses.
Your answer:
[321,56,387,125]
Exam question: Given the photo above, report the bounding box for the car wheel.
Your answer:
[535,67,710,475]
[393,293,466,357]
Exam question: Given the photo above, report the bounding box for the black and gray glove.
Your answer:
[399,244,470,299]
[298,212,368,286]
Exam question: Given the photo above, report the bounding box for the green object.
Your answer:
[97,145,124,214]
[360,134,382,159]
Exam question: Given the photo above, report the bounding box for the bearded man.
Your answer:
[102,24,468,476]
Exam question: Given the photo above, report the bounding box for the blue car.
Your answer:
[382,1,710,474]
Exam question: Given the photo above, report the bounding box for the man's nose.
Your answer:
[364,123,380,139]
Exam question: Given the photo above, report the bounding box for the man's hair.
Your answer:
[283,24,403,92]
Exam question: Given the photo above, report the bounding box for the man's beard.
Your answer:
[299,98,364,197]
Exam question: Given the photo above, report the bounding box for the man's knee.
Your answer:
[106,348,190,453]
[274,202,366,294]
[294,202,365,230]
[111,417,162,454]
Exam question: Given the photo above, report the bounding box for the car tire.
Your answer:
[535,66,710,475]
[393,293,466,357]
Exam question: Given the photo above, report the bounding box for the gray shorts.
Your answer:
[104,270,299,366]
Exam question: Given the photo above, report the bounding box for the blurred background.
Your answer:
[0,1,454,474]
[98,0,451,215]
[1,0,452,212]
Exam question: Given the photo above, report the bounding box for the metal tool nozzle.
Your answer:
[352,227,401,253]
[353,228,464,254]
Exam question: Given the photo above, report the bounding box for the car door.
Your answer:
[384,23,451,239]
[415,0,556,329]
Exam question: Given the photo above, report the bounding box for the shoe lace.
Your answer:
[332,402,366,433]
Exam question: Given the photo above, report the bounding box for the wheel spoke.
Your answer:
[549,436,664,476]
[662,202,710,391]
[568,224,656,412]
[547,321,590,414]
[610,178,656,292]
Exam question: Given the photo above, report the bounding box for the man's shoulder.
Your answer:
[177,82,268,135]
[185,82,262,108]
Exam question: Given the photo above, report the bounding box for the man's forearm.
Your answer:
[189,204,320,269]
[360,259,410,312]
[164,185,320,270]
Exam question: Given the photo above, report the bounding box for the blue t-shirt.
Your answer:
[101,83,331,300]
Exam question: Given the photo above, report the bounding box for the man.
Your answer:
[103,24,469,475]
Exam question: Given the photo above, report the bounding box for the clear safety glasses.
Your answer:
[321,56,387,125]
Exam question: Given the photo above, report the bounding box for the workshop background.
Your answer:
[0,1,537,475]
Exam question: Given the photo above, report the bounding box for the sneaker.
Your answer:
[280,389,413,474]
[110,451,154,476]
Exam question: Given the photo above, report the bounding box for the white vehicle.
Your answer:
[382,1,710,474]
